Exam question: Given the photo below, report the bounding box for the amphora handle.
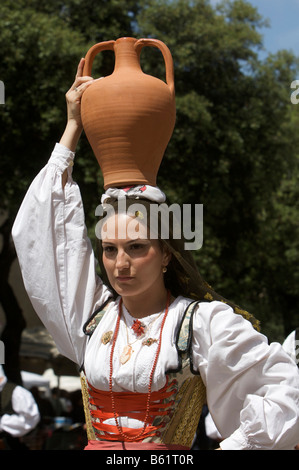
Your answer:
[83,40,115,76]
[83,38,175,96]
[135,38,175,95]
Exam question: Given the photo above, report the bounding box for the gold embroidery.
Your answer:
[204,292,213,301]
[80,372,96,441]
[162,375,206,447]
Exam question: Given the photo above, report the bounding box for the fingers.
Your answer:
[71,74,103,95]
[66,59,101,103]
[76,58,85,79]
[73,78,94,95]
[72,58,94,89]
[73,58,92,88]
[72,75,93,89]
[68,75,93,101]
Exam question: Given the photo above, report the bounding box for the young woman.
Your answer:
[12,59,299,450]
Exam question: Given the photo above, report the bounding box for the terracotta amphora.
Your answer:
[81,37,176,189]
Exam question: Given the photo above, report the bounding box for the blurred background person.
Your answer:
[0,365,40,449]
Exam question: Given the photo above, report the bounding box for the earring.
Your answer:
[162,266,167,273]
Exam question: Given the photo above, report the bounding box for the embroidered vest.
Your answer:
[80,300,206,448]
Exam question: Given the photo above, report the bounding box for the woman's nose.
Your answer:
[115,249,130,269]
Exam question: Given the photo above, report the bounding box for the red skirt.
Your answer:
[85,440,189,450]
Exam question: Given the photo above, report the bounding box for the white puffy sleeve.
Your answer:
[283,330,298,366]
[12,143,111,366]
[0,386,40,437]
[192,301,299,450]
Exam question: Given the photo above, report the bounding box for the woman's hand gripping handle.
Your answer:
[60,58,95,186]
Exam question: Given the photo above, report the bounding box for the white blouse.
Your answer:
[12,143,299,450]
[283,330,298,366]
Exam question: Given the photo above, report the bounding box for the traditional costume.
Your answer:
[12,143,299,449]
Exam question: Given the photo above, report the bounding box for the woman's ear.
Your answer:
[162,246,172,267]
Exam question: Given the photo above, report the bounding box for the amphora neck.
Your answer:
[113,37,141,72]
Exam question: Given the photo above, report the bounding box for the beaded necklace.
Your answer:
[120,309,164,365]
[109,290,171,441]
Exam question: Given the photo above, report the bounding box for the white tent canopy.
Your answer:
[20,326,79,377]
[43,368,81,392]
[21,368,81,395]
[21,370,51,397]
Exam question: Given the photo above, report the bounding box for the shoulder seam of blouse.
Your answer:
[82,297,114,337]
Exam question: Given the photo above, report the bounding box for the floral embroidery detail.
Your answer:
[204,292,213,301]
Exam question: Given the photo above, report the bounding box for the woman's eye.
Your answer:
[130,243,145,250]
[102,245,116,254]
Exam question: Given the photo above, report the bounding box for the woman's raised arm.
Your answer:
[60,58,94,185]
[12,61,111,366]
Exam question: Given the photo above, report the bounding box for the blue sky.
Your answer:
[212,0,299,57]
[248,0,299,57]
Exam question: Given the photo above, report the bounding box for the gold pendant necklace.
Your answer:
[120,344,134,365]
[119,320,141,365]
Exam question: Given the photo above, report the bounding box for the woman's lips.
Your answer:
[116,276,134,282]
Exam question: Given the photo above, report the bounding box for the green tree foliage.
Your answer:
[1,0,299,344]
[0,0,139,217]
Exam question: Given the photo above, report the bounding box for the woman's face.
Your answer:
[101,213,170,300]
